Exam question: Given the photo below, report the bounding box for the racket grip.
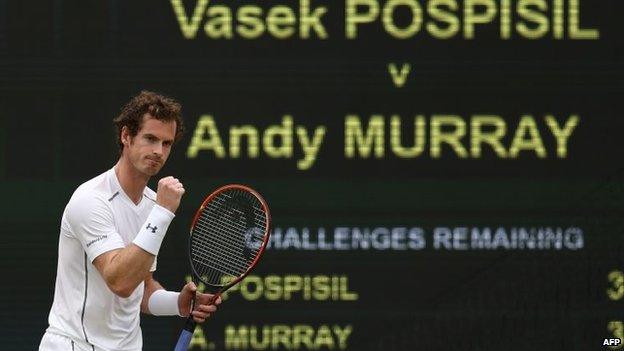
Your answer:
[173,317,197,351]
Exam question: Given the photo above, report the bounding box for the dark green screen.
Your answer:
[1,1,623,350]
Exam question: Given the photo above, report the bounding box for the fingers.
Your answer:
[192,313,210,323]
[190,293,221,323]
[158,176,176,186]
[158,176,185,192]
[156,176,185,213]
[191,303,218,323]
[195,293,221,305]
[182,281,197,294]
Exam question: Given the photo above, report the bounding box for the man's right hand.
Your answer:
[156,176,185,213]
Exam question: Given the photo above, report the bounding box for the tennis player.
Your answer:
[39,91,221,351]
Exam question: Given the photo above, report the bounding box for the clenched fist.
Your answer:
[156,176,185,213]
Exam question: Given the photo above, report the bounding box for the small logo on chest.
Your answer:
[146,223,158,233]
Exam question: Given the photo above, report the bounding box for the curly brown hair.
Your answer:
[113,91,185,152]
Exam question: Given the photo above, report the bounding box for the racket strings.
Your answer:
[190,243,245,276]
[193,217,252,265]
[190,188,267,286]
[190,236,250,276]
[202,191,259,256]
[210,195,268,225]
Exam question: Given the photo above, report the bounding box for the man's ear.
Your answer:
[121,126,131,146]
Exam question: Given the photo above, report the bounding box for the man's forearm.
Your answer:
[95,245,155,298]
[94,204,175,297]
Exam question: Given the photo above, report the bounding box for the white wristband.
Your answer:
[133,204,175,255]
[148,289,181,316]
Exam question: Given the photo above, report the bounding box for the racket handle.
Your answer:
[173,317,196,351]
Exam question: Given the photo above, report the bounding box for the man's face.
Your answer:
[122,115,176,177]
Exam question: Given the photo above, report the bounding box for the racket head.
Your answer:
[188,184,270,292]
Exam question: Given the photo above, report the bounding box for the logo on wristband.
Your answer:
[146,223,158,233]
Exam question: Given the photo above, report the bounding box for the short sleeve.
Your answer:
[65,193,126,262]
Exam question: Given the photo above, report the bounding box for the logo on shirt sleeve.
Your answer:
[86,235,108,247]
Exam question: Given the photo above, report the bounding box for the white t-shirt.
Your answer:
[45,168,171,351]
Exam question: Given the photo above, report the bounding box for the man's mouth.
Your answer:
[146,157,161,166]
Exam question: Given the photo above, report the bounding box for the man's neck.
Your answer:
[115,157,149,205]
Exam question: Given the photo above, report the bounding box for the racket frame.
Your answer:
[174,184,271,351]
[188,183,271,294]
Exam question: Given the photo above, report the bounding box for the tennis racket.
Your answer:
[173,184,271,351]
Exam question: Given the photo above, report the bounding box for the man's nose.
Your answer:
[153,142,163,155]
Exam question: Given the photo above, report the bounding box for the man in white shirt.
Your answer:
[39,91,221,351]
